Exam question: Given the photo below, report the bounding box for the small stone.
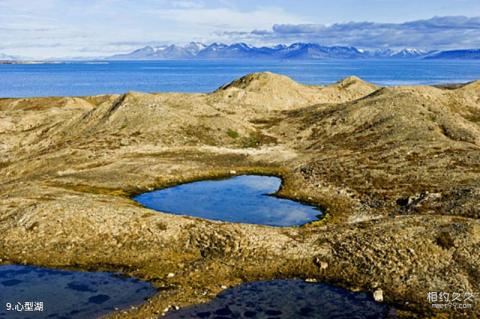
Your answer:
[373,288,384,302]
[305,278,318,283]
[167,272,175,278]
[230,170,237,174]
[221,285,228,289]
[320,261,328,270]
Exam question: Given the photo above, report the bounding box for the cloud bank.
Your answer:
[216,16,480,50]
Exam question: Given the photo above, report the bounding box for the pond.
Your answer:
[0,265,156,319]
[133,175,322,226]
[164,279,394,319]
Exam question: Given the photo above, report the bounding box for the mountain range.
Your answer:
[0,53,17,60]
[109,43,480,60]
[1,44,479,61]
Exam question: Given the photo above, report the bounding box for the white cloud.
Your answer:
[144,6,306,31]
[170,0,205,8]
[216,16,480,50]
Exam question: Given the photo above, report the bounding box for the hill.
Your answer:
[0,73,479,318]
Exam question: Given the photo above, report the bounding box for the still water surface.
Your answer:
[165,279,394,319]
[133,175,322,226]
[0,265,156,319]
[1,59,479,97]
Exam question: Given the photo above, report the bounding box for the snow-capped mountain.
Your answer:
[110,42,208,60]
[108,43,480,60]
[280,43,364,59]
[370,48,431,58]
[109,42,366,60]
[0,53,17,60]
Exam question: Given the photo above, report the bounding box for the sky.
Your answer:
[0,0,479,58]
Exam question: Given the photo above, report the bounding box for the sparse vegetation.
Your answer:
[240,134,260,148]
[226,129,239,139]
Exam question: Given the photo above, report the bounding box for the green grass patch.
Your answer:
[226,129,240,139]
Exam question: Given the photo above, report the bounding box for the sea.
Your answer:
[0,59,479,98]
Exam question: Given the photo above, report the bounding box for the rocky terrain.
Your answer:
[0,72,479,318]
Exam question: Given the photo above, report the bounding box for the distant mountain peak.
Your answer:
[0,52,19,60]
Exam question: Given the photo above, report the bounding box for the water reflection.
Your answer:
[165,279,395,319]
[133,175,322,226]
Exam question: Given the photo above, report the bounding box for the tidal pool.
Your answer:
[0,265,156,319]
[165,279,394,319]
[133,175,322,226]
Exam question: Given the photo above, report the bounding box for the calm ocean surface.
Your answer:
[1,60,479,98]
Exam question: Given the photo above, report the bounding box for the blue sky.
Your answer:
[0,0,479,58]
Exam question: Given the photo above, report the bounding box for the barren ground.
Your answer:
[1,73,479,318]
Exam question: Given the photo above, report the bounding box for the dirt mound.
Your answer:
[210,72,378,111]
[216,72,301,92]
[317,76,379,103]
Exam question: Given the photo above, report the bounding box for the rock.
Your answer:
[167,272,175,278]
[305,278,318,283]
[373,288,384,302]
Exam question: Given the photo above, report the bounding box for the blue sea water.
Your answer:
[0,59,479,98]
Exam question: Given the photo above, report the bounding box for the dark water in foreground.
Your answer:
[133,175,322,226]
[1,59,479,98]
[135,177,392,318]
[0,265,156,319]
[165,280,394,319]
